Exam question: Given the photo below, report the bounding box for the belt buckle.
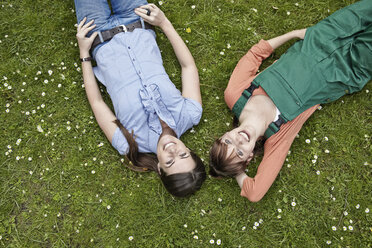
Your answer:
[119,25,128,33]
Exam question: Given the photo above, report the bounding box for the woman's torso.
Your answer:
[93,29,202,154]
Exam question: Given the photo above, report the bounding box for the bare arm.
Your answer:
[76,18,118,143]
[267,29,307,50]
[135,4,202,105]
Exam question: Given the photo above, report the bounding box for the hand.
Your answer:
[76,17,98,56]
[134,4,169,29]
[296,28,307,39]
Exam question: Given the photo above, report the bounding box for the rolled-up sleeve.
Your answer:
[111,127,129,155]
[177,98,203,136]
[225,40,274,110]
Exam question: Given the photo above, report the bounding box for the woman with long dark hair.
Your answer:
[75,0,206,197]
[209,0,371,202]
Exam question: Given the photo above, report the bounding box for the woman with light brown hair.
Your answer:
[209,0,371,202]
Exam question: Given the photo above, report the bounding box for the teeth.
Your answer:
[164,142,176,150]
[239,131,249,141]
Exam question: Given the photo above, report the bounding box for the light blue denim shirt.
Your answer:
[93,29,202,155]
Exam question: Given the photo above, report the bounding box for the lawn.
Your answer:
[0,0,371,247]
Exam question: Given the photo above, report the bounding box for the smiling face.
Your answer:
[156,134,196,175]
[220,125,256,163]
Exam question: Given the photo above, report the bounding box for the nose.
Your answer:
[235,133,244,144]
[168,145,177,154]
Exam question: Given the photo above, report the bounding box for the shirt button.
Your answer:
[138,71,141,74]
[296,102,300,105]
[132,58,135,61]
[128,46,131,49]
[345,89,349,94]
[144,85,147,87]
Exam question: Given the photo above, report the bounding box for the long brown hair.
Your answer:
[114,120,206,197]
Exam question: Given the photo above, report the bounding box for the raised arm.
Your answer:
[76,18,118,143]
[267,29,307,50]
[224,40,274,109]
[237,104,318,202]
[135,4,202,105]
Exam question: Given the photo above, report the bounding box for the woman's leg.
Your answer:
[302,0,372,60]
[305,0,372,99]
[347,24,372,92]
[110,0,148,26]
[74,0,113,35]
[316,0,372,92]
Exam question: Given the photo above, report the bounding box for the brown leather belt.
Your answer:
[91,20,154,52]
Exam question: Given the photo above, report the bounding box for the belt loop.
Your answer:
[140,17,145,29]
[97,31,104,43]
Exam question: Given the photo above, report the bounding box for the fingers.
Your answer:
[89,32,98,41]
[77,17,87,31]
[137,4,157,10]
[76,19,96,40]
[87,24,96,31]
[135,10,149,21]
[77,25,96,38]
[135,8,148,15]
[82,19,95,30]
[148,3,157,9]
[77,18,94,32]
[134,8,150,21]
[81,24,96,37]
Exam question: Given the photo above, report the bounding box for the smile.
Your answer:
[238,131,250,142]
[163,142,176,151]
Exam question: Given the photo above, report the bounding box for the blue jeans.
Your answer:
[74,0,148,56]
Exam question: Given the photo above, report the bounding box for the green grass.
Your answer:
[0,0,371,247]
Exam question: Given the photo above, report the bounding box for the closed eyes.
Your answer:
[165,160,174,168]
[165,153,190,168]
